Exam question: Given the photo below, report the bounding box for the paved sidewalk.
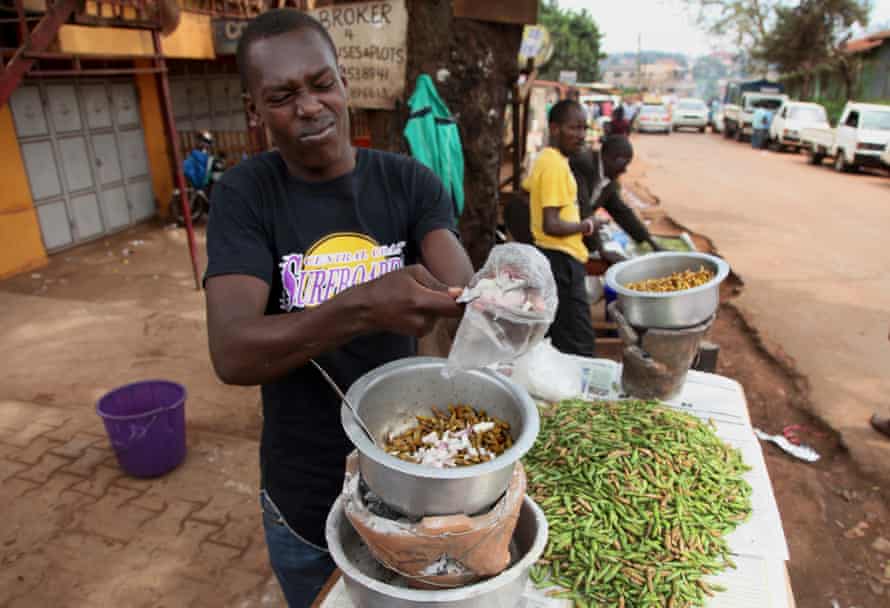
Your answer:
[0,400,285,607]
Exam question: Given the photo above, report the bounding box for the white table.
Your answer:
[316,368,796,608]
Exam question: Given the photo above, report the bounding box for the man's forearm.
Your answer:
[210,291,370,386]
[543,220,586,237]
[600,192,652,244]
[543,210,589,237]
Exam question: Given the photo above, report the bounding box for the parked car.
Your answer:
[801,102,890,172]
[768,101,829,152]
[722,79,786,141]
[882,144,890,172]
[672,98,709,132]
[636,104,672,134]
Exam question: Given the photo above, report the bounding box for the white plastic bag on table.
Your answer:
[512,340,582,401]
[445,243,557,376]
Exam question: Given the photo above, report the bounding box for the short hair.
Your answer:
[549,99,584,126]
[236,9,338,93]
[602,134,633,160]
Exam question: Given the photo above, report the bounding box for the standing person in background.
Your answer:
[622,98,638,125]
[752,106,773,149]
[523,100,598,357]
[608,106,631,137]
[569,136,663,253]
[584,100,597,124]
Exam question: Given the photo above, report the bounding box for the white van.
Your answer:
[768,101,829,152]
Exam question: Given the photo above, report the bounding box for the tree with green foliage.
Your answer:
[538,0,604,82]
[756,0,869,99]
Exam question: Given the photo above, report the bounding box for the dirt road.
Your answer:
[632,130,890,483]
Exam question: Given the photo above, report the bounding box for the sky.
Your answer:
[555,0,890,57]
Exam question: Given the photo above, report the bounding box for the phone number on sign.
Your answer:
[341,65,391,82]
[350,86,395,101]
[337,45,406,64]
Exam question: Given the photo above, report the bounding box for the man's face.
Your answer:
[244,29,350,175]
[554,106,587,156]
[603,151,632,180]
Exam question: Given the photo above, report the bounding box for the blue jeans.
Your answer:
[752,128,768,149]
[261,490,336,607]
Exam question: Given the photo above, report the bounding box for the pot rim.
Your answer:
[341,357,539,480]
[604,252,730,299]
[325,494,548,600]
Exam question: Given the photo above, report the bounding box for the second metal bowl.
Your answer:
[604,252,730,329]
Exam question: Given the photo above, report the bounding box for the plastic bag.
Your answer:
[342,453,526,588]
[445,243,558,376]
[512,340,582,401]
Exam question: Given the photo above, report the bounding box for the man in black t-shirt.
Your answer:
[204,10,474,606]
[569,136,663,253]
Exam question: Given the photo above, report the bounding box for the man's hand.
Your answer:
[581,216,606,236]
[349,265,463,338]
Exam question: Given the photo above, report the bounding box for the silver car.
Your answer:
[672,98,709,132]
[637,105,672,134]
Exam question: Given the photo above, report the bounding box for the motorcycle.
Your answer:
[170,151,226,225]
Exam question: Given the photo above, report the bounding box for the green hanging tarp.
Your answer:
[404,74,465,216]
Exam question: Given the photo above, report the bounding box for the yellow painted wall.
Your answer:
[0,106,48,279]
[134,61,175,218]
[57,12,215,60]
[161,12,215,59]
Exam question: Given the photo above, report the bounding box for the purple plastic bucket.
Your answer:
[96,380,187,478]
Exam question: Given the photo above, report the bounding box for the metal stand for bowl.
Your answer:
[609,301,715,400]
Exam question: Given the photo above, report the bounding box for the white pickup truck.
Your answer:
[768,101,829,152]
[723,92,788,141]
[802,102,890,172]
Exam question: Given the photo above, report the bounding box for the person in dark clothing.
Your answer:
[607,106,631,137]
[569,136,663,253]
[204,9,474,606]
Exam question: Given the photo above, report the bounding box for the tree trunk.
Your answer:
[364,1,522,269]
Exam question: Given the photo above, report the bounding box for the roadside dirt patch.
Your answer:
[624,163,890,605]
[713,302,890,607]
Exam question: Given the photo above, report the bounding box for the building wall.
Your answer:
[860,44,890,101]
[56,12,215,59]
[0,12,213,278]
[135,62,175,218]
[0,106,48,279]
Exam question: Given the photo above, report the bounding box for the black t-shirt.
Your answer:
[205,148,456,548]
[569,147,652,246]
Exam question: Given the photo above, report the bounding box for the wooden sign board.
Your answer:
[310,0,408,109]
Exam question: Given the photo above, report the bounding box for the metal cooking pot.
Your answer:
[326,495,548,608]
[604,252,730,329]
[341,357,539,518]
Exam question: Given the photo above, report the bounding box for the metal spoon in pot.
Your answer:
[310,359,378,447]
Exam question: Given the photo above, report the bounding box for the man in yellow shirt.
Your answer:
[523,100,598,356]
